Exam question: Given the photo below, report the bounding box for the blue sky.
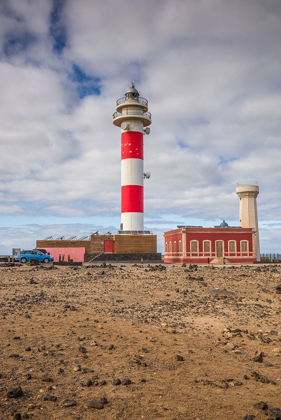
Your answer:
[0,0,281,255]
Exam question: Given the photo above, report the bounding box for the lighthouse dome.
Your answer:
[125,82,139,100]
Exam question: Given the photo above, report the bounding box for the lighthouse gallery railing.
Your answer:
[116,96,148,107]
[112,111,151,120]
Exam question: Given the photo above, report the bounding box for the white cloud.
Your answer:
[0,222,117,255]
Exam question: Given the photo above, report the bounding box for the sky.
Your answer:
[0,0,281,255]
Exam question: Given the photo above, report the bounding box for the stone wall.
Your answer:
[84,253,162,262]
[114,235,157,254]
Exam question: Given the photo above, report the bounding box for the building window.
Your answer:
[191,240,198,255]
[174,241,177,252]
[169,241,172,252]
[179,240,182,252]
[203,241,211,255]
[241,241,248,253]
[165,242,168,253]
[229,241,236,254]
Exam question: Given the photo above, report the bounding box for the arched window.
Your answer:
[169,241,172,252]
[203,241,211,255]
[165,242,168,253]
[241,241,248,254]
[190,240,198,255]
[229,241,236,255]
[174,241,177,253]
[179,240,182,252]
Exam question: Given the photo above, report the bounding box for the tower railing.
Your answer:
[236,181,258,186]
[260,253,281,262]
[116,96,148,107]
[112,111,151,121]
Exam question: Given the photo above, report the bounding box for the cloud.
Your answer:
[0,222,117,255]
[0,0,281,255]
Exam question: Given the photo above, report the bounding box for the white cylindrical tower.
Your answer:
[236,183,260,261]
[113,83,151,231]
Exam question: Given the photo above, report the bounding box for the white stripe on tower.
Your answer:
[121,159,143,189]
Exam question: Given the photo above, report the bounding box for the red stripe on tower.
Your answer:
[121,131,143,160]
[121,185,144,213]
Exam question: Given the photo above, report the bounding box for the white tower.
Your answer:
[236,183,260,261]
[112,83,152,231]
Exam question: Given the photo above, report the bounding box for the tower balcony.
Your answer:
[112,110,152,127]
[116,96,148,112]
[236,183,259,197]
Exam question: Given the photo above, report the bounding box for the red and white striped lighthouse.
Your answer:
[113,83,152,231]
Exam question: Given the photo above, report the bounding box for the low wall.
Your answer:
[164,256,257,264]
[84,253,162,262]
[37,247,86,263]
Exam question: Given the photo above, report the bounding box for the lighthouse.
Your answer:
[236,183,260,261]
[113,83,152,232]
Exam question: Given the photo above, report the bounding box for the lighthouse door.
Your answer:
[216,241,223,258]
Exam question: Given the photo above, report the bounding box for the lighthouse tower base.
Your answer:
[37,232,160,263]
[85,232,160,262]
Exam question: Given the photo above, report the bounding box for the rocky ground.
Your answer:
[0,262,281,420]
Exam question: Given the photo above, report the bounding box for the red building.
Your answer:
[164,223,257,264]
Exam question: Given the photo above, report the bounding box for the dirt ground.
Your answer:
[0,262,280,420]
